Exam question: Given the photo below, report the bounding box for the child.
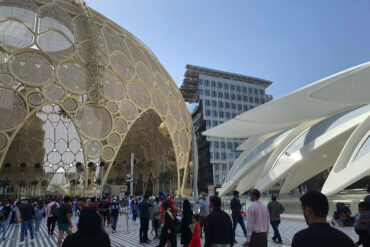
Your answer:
[189,214,201,247]
[354,202,370,247]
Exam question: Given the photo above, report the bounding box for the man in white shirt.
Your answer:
[244,189,269,247]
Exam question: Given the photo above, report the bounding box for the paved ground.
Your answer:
[0,214,358,247]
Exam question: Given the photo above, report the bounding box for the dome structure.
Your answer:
[0,0,193,196]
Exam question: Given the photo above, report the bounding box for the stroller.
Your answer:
[331,202,355,227]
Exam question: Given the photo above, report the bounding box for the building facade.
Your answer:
[180,65,272,191]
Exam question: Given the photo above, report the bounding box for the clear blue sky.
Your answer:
[86,0,370,99]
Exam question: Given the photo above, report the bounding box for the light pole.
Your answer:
[192,126,198,203]
[130,153,134,196]
[99,162,105,200]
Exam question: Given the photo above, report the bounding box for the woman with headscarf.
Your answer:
[61,207,111,247]
[181,200,193,247]
[158,200,177,247]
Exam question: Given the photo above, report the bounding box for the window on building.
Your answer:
[212,100,217,107]
[212,110,217,117]
[210,152,213,159]
[199,89,203,95]
[243,95,248,101]
[214,141,219,148]
[218,82,223,88]
[231,94,236,100]
[227,142,232,149]
[213,120,218,126]
[199,79,203,85]
[222,152,227,159]
[218,101,224,107]
[237,95,242,101]
[205,110,211,116]
[215,152,220,159]
[219,111,224,118]
[238,104,242,110]
[261,98,266,104]
[231,103,236,109]
[205,90,210,96]
[235,153,240,158]
[242,86,247,93]
[259,89,265,95]
[255,98,259,104]
[254,88,258,94]
[230,84,235,90]
[224,83,229,90]
[243,105,248,111]
[232,113,237,118]
[221,142,226,148]
[248,87,253,93]
[226,112,230,118]
[225,102,230,108]
[205,99,210,106]
[224,93,229,99]
[227,153,234,159]
[249,97,254,102]
[212,91,217,97]
[233,142,239,149]
[205,80,210,86]
[218,92,223,98]
[236,85,241,92]
[206,120,211,127]
[211,81,216,87]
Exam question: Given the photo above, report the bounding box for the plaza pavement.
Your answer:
[0,214,357,247]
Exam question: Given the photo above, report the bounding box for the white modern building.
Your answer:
[180,65,272,190]
[203,62,370,196]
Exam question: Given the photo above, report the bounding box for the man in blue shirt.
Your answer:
[199,194,210,238]
[139,195,150,243]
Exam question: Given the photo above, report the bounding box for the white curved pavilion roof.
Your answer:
[203,62,370,196]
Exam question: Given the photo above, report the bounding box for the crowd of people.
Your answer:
[0,185,369,247]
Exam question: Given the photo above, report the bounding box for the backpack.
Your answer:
[51,202,60,218]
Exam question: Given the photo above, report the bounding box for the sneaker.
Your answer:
[111,230,115,233]
[272,237,277,242]
[19,241,25,246]
[30,239,35,244]
[277,240,283,244]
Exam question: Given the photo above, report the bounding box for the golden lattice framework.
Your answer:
[0,0,194,195]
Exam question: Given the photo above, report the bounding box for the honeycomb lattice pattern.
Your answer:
[0,0,193,195]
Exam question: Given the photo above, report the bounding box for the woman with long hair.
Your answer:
[34,200,45,234]
[181,200,193,247]
[62,207,111,247]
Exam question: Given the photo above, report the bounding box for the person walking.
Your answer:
[199,194,209,239]
[230,190,247,243]
[157,200,177,247]
[181,199,193,247]
[354,202,370,247]
[34,200,45,235]
[0,200,11,241]
[204,196,233,247]
[139,195,150,243]
[46,198,59,235]
[57,196,73,247]
[110,197,120,233]
[19,199,35,246]
[62,207,111,247]
[292,191,354,247]
[267,194,285,244]
[189,214,201,247]
[244,189,269,247]
[152,196,161,239]
[14,202,21,225]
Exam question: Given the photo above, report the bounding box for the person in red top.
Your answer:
[189,214,201,247]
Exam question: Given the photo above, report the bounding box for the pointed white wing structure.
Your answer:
[203,62,370,195]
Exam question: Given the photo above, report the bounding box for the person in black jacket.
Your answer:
[62,207,111,247]
[157,200,177,247]
[181,199,193,247]
[204,196,233,247]
[19,199,35,245]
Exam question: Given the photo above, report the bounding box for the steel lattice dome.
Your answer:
[0,0,193,196]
